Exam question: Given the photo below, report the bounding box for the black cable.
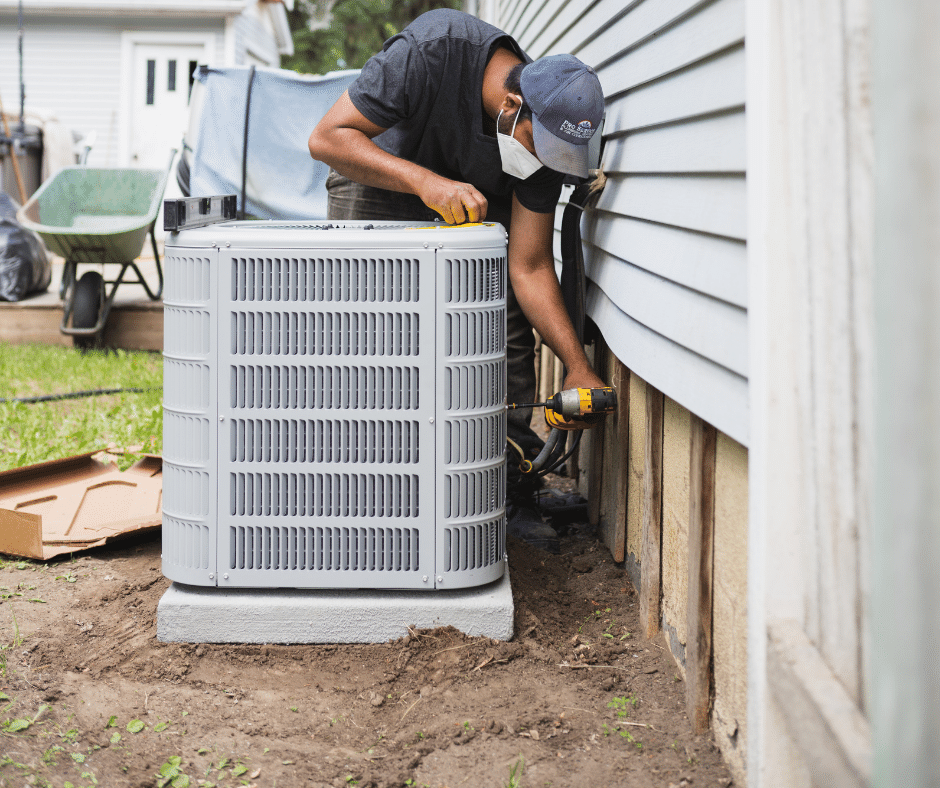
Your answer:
[0,386,160,405]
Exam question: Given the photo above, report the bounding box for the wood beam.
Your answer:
[639,381,663,640]
[687,414,717,733]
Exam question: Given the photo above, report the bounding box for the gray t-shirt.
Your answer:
[347,9,564,229]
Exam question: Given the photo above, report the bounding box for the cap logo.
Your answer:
[559,119,595,140]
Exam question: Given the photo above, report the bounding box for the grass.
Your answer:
[505,756,524,788]
[0,343,162,471]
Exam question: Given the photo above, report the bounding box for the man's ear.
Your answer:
[499,92,524,114]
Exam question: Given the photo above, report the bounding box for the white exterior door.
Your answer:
[129,42,206,169]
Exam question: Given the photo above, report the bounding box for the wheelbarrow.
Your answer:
[16,153,174,347]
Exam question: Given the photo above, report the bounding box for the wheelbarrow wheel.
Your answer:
[72,271,104,349]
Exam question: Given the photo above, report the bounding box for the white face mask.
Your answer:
[497,109,543,180]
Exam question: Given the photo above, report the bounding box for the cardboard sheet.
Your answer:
[0,452,162,560]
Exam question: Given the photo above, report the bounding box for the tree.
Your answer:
[282,0,462,76]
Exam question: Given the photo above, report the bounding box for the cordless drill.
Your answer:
[509,386,618,428]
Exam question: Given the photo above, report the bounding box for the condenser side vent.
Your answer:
[230,472,419,518]
[231,257,420,303]
[230,364,421,410]
[229,525,420,572]
[444,361,504,410]
[230,418,420,464]
[443,519,502,572]
[231,311,419,357]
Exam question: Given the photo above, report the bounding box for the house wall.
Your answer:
[746,0,873,784]
[479,0,750,783]
[0,13,225,167]
[0,4,285,173]
[232,2,280,66]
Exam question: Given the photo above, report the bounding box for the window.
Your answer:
[146,59,156,105]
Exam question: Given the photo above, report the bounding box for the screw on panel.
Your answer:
[429,417,434,424]
[209,573,215,580]
[424,242,429,248]
[219,415,224,421]
[436,576,443,583]
[223,573,229,580]
[422,576,429,583]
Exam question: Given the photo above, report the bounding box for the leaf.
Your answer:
[171,775,190,788]
[110,732,121,744]
[154,721,170,732]
[158,762,179,777]
[7,718,31,732]
[107,715,117,728]
[232,764,248,777]
[0,692,10,701]
[126,719,145,733]
[71,752,86,763]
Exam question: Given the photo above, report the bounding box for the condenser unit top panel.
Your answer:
[170,220,508,251]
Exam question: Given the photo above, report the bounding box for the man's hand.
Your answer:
[546,369,610,431]
[561,369,607,394]
[417,176,488,224]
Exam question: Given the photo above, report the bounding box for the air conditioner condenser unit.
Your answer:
[157,212,514,643]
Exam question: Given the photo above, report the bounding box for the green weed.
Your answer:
[156,755,190,788]
[505,755,525,788]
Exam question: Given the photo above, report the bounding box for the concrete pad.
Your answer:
[157,569,514,644]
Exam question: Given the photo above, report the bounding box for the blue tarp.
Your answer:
[189,65,360,220]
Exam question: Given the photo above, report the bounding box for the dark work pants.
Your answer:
[325,171,541,453]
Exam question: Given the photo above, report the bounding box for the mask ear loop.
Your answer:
[497,108,522,139]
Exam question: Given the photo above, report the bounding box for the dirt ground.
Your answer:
[0,478,733,788]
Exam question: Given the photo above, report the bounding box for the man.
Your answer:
[308,9,605,548]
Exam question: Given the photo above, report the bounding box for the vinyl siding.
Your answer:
[0,13,224,167]
[233,6,280,67]
[488,0,748,445]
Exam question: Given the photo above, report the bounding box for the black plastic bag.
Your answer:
[0,193,51,301]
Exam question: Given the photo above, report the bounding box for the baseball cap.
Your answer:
[521,54,604,178]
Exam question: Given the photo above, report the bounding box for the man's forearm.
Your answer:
[309,126,428,196]
[510,263,597,379]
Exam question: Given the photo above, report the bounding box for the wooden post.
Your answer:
[686,414,717,734]
[586,338,608,527]
[608,358,629,563]
[639,383,664,639]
